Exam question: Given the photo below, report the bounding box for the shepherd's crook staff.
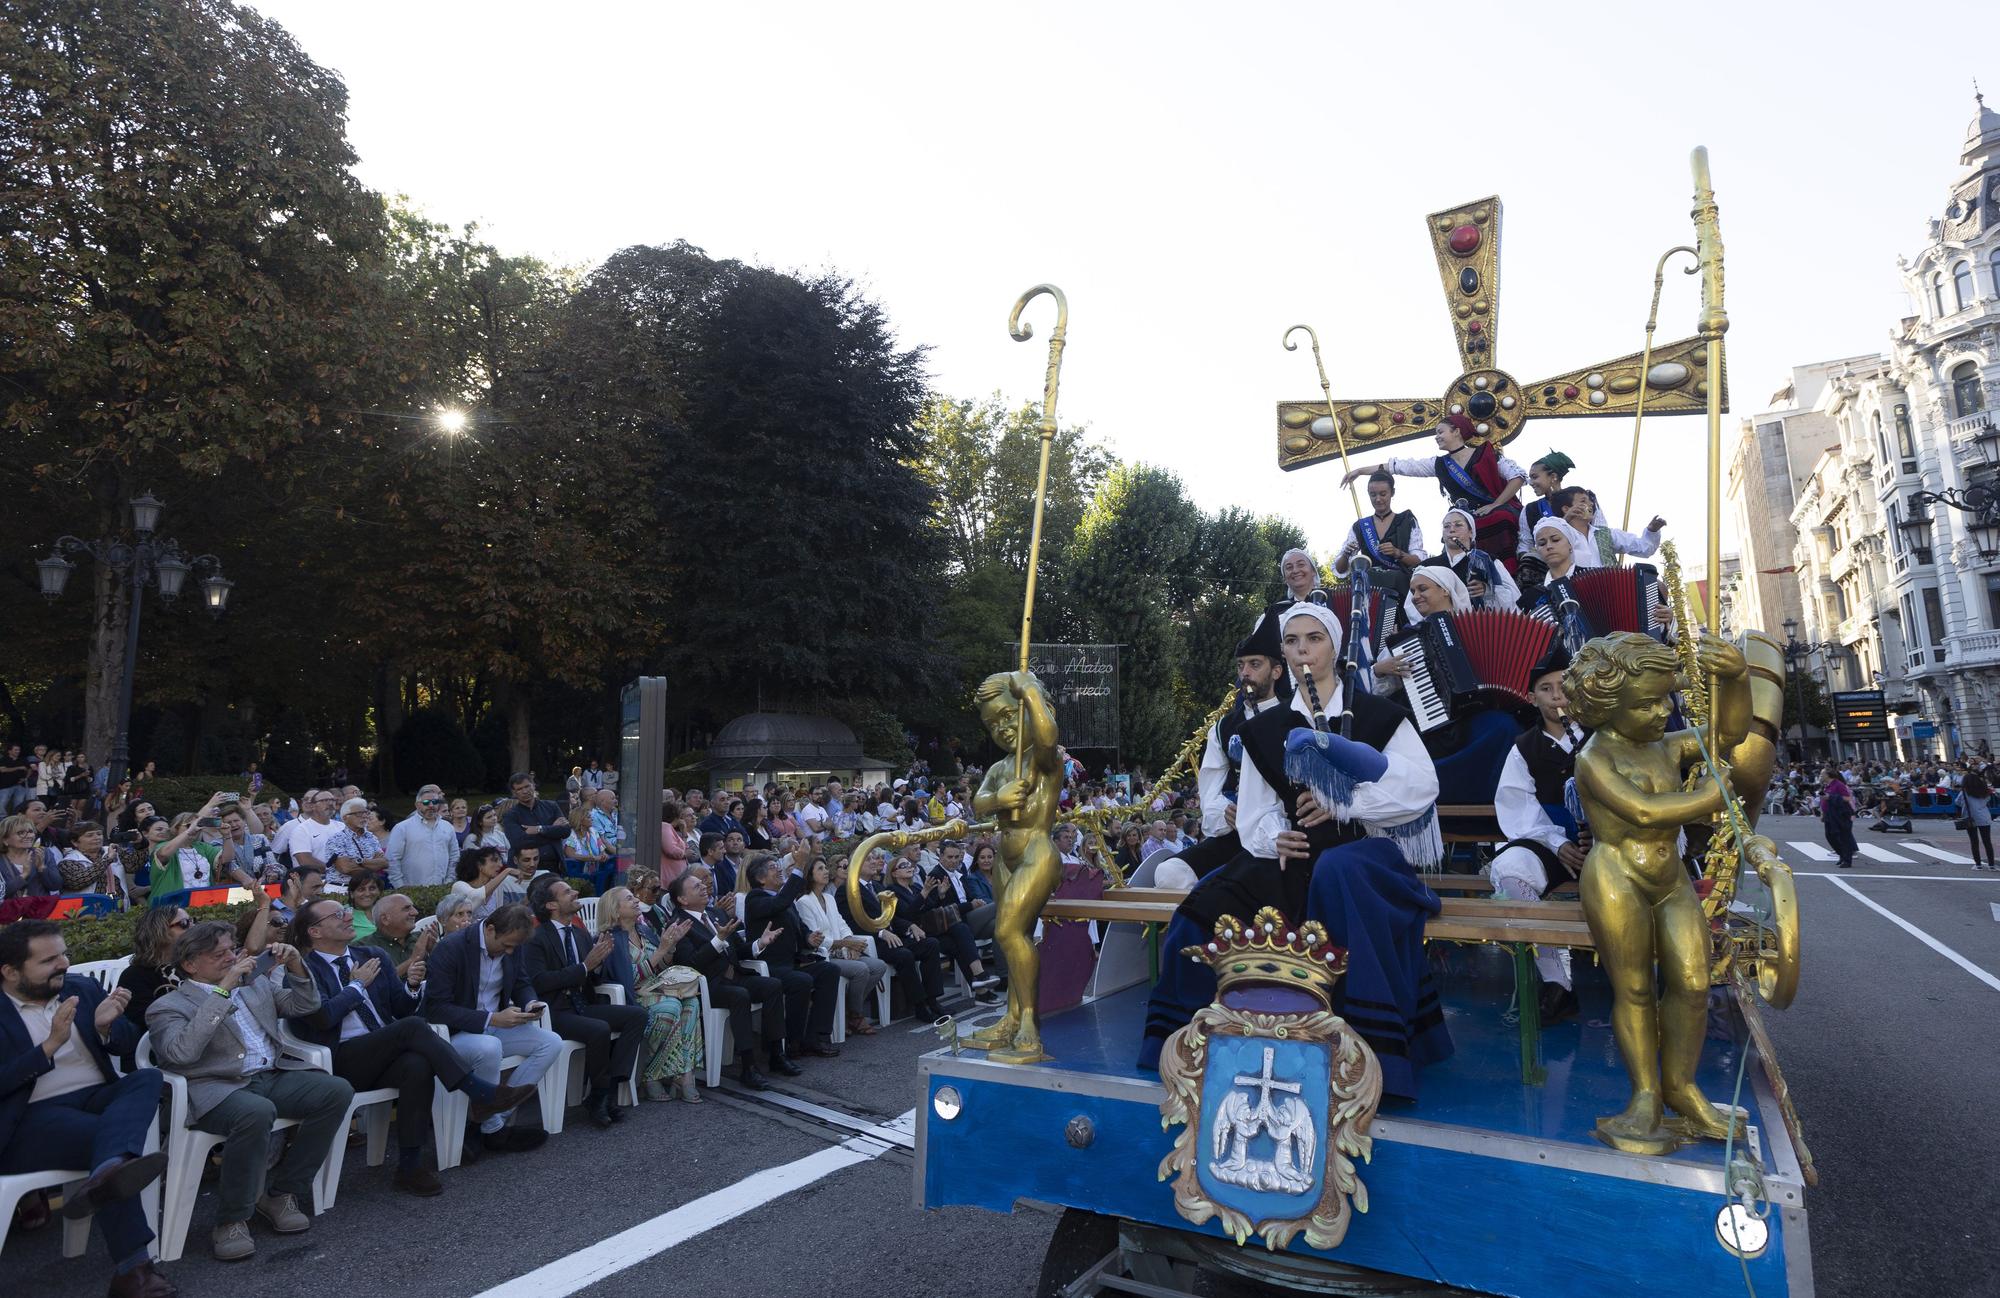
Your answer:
[1009,284,1068,769]
[1283,324,1364,515]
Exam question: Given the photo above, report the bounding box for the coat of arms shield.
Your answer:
[1157,908,1382,1252]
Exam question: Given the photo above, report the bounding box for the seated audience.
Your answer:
[839,847,945,1022]
[742,855,842,1059]
[665,870,788,1089]
[522,875,648,1127]
[888,847,998,1002]
[0,919,174,1298]
[421,903,564,1155]
[593,885,702,1102]
[794,855,888,1036]
[144,921,354,1260]
[285,897,533,1194]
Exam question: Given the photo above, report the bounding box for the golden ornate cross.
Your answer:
[1274,196,1727,469]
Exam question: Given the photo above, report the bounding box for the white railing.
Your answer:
[1946,629,2000,666]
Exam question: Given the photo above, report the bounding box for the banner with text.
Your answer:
[1020,643,1121,750]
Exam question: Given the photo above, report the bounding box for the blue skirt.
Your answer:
[1140,837,1451,1101]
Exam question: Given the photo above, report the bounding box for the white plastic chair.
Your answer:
[559,985,639,1111]
[273,1026,405,1214]
[137,1033,312,1263]
[575,897,599,928]
[69,956,132,992]
[0,1121,160,1261]
[431,1023,534,1171]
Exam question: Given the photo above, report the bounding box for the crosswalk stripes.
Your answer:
[1857,843,1917,864]
[1785,841,1839,862]
[1905,842,1977,865]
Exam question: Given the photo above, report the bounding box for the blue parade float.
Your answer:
[917,933,1811,1298]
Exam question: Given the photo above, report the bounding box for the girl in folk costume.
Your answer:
[1515,450,1605,558]
[1554,485,1667,569]
[1425,506,1520,610]
[1332,471,1425,599]
[1139,602,1451,1099]
[1372,568,1471,699]
[1343,415,1526,569]
[1517,517,1599,653]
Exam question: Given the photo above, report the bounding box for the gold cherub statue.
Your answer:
[1565,630,1750,1154]
[962,669,1062,1064]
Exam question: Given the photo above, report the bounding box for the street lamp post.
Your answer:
[1896,483,2000,562]
[1780,620,1843,765]
[37,492,232,792]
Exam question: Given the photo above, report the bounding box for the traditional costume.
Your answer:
[1575,518,1665,569]
[1141,604,1451,1100]
[1488,646,1587,998]
[1379,563,1523,809]
[1173,622,1285,881]
[1380,416,1524,568]
[1427,507,1521,610]
[1333,505,1424,600]
[1518,517,1599,653]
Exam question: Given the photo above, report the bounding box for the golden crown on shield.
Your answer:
[1184,907,1349,1010]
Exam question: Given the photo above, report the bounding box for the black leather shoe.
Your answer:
[65,1151,168,1219]
[768,1053,804,1078]
[739,1064,772,1091]
[481,1126,548,1153]
[607,1093,627,1122]
[586,1092,615,1129]
[801,1040,840,1058]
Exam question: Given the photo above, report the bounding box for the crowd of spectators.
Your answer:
[0,743,1219,1292]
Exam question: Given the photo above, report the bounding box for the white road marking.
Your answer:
[471,1128,899,1298]
[1905,843,1977,865]
[730,1089,917,1148]
[1785,841,1838,862]
[1796,872,2000,881]
[1991,903,2000,923]
[1856,843,1915,864]
[1822,875,2000,994]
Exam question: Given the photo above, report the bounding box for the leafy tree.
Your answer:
[391,707,486,792]
[0,0,394,771]
[1065,465,1206,767]
[561,242,947,724]
[918,394,1113,578]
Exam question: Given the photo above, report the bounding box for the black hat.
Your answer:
[1528,641,1571,690]
[1235,612,1283,664]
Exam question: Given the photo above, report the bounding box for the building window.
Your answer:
[1922,587,1947,646]
[1933,273,1948,316]
[1988,574,2000,630]
[1888,502,1902,555]
[1992,248,2000,304]
[1873,410,1888,461]
[1953,361,1985,417]
[1893,403,1916,460]
[1903,593,1920,645]
[1953,260,1975,311]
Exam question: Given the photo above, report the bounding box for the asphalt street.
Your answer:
[16,811,1996,1298]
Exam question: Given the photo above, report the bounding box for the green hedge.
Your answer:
[133,775,290,815]
[52,879,599,964]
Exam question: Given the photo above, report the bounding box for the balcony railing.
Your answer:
[1945,628,2000,668]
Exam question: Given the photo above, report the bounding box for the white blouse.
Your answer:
[792,889,852,958]
[1234,686,1439,860]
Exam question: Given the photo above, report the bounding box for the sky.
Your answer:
[248,0,1996,571]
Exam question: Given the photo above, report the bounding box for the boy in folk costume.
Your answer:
[1554,485,1667,569]
[1489,645,1587,1025]
[1139,603,1451,1100]
[1516,449,1605,558]
[1332,470,1425,600]
[1343,415,1526,570]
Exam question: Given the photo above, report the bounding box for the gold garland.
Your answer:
[1068,690,1238,886]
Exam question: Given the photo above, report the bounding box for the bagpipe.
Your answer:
[1382,609,1557,733]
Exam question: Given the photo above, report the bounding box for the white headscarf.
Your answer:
[1532,516,1598,572]
[1277,600,1344,649]
[1440,506,1479,554]
[1403,566,1472,625]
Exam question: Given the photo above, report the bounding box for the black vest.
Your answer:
[1237,691,1411,857]
[1513,723,1585,805]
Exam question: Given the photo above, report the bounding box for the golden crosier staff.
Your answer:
[1010,286,1067,675]
[1620,245,1697,532]
[842,818,995,934]
[1283,324,1364,516]
[1691,146,1727,637]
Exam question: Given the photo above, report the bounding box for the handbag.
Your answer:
[1954,815,1972,830]
[638,962,701,1003]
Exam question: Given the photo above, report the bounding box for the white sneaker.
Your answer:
[255,1192,309,1233]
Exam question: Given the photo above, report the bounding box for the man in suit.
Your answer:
[742,856,841,1059]
[421,902,564,1155]
[840,849,946,1021]
[1,920,173,1297]
[145,921,354,1262]
[665,870,788,1089]
[522,875,648,1128]
[286,898,536,1193]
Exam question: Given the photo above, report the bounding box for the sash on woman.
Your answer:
[1436,444,1519,568]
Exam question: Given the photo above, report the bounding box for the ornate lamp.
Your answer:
[128,492,165,536]
[201,571,234,615]
[37,552,74,600]
[153,554,190,602]
[1973,425,2000,470]
[1897,509,1935,554]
